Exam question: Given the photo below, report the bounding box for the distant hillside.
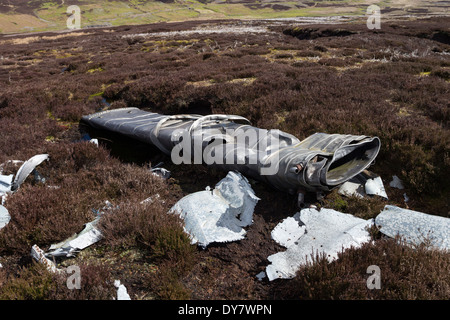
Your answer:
[0,0,448,34]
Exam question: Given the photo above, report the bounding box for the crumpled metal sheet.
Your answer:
[150,167,171,180]
[375,205,450,250]
[0,154,49,199]
[11,154,49,192]
[46,201,114,258]
[31,244,61,273]
[389,175,404,189]
[364,176,388,198]
[46,217,103,258]
[338,178,366,198]
[338,172,388,199]
[0,205,10,230]
[0,174,13,197]
[266,208,373,281]
[169,171,259,247]
[81,108,381,194]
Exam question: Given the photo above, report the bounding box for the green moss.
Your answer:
[87,67,104,74]
[331,195,348,212]
[88,91,104,99]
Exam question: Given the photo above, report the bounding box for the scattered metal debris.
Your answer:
[33,169,46,184]
[1,106,443,292]
[388,176,409,202]
[46,201,114,258]
[81,133,99,146]
[150,167,171,180]
[0,174,13,197]
[365,176,388,199]
[0,155,48,196]
[266,208,373,281]
[11,154,49,192]
[0,175,13,205]
[0,155,48,204]
[46,217,103,258]
[0,205,10,230]
[375,205,450,250]
[256,271,266,281]
[140,193,161,205]
[169,171,259,248]
[338,177,365,198]
[403,193,409,203]
[149,162,171,179]
[389,175,404,189]
[338,171,388,199]
[31,244,61,274]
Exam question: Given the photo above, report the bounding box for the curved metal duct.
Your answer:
[81,107,380,195]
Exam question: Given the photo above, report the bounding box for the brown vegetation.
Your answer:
[0,17,449,300]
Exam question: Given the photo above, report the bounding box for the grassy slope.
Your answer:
[0,0,448,34]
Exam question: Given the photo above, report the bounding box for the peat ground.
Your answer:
[0,17,449,300]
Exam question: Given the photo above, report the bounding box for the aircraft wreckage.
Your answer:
[81,107,381,205]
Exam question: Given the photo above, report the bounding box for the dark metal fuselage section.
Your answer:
[81,108,381,194]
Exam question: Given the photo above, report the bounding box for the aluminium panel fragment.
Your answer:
[169,171,259,247]
[0,205,10,230]
[375,205,450,250]
[11,154,49,192]
[266,208,373,281]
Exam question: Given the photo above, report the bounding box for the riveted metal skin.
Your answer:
[82,108,381,193]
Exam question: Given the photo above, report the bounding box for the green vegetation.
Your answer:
[1,0,448,34]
